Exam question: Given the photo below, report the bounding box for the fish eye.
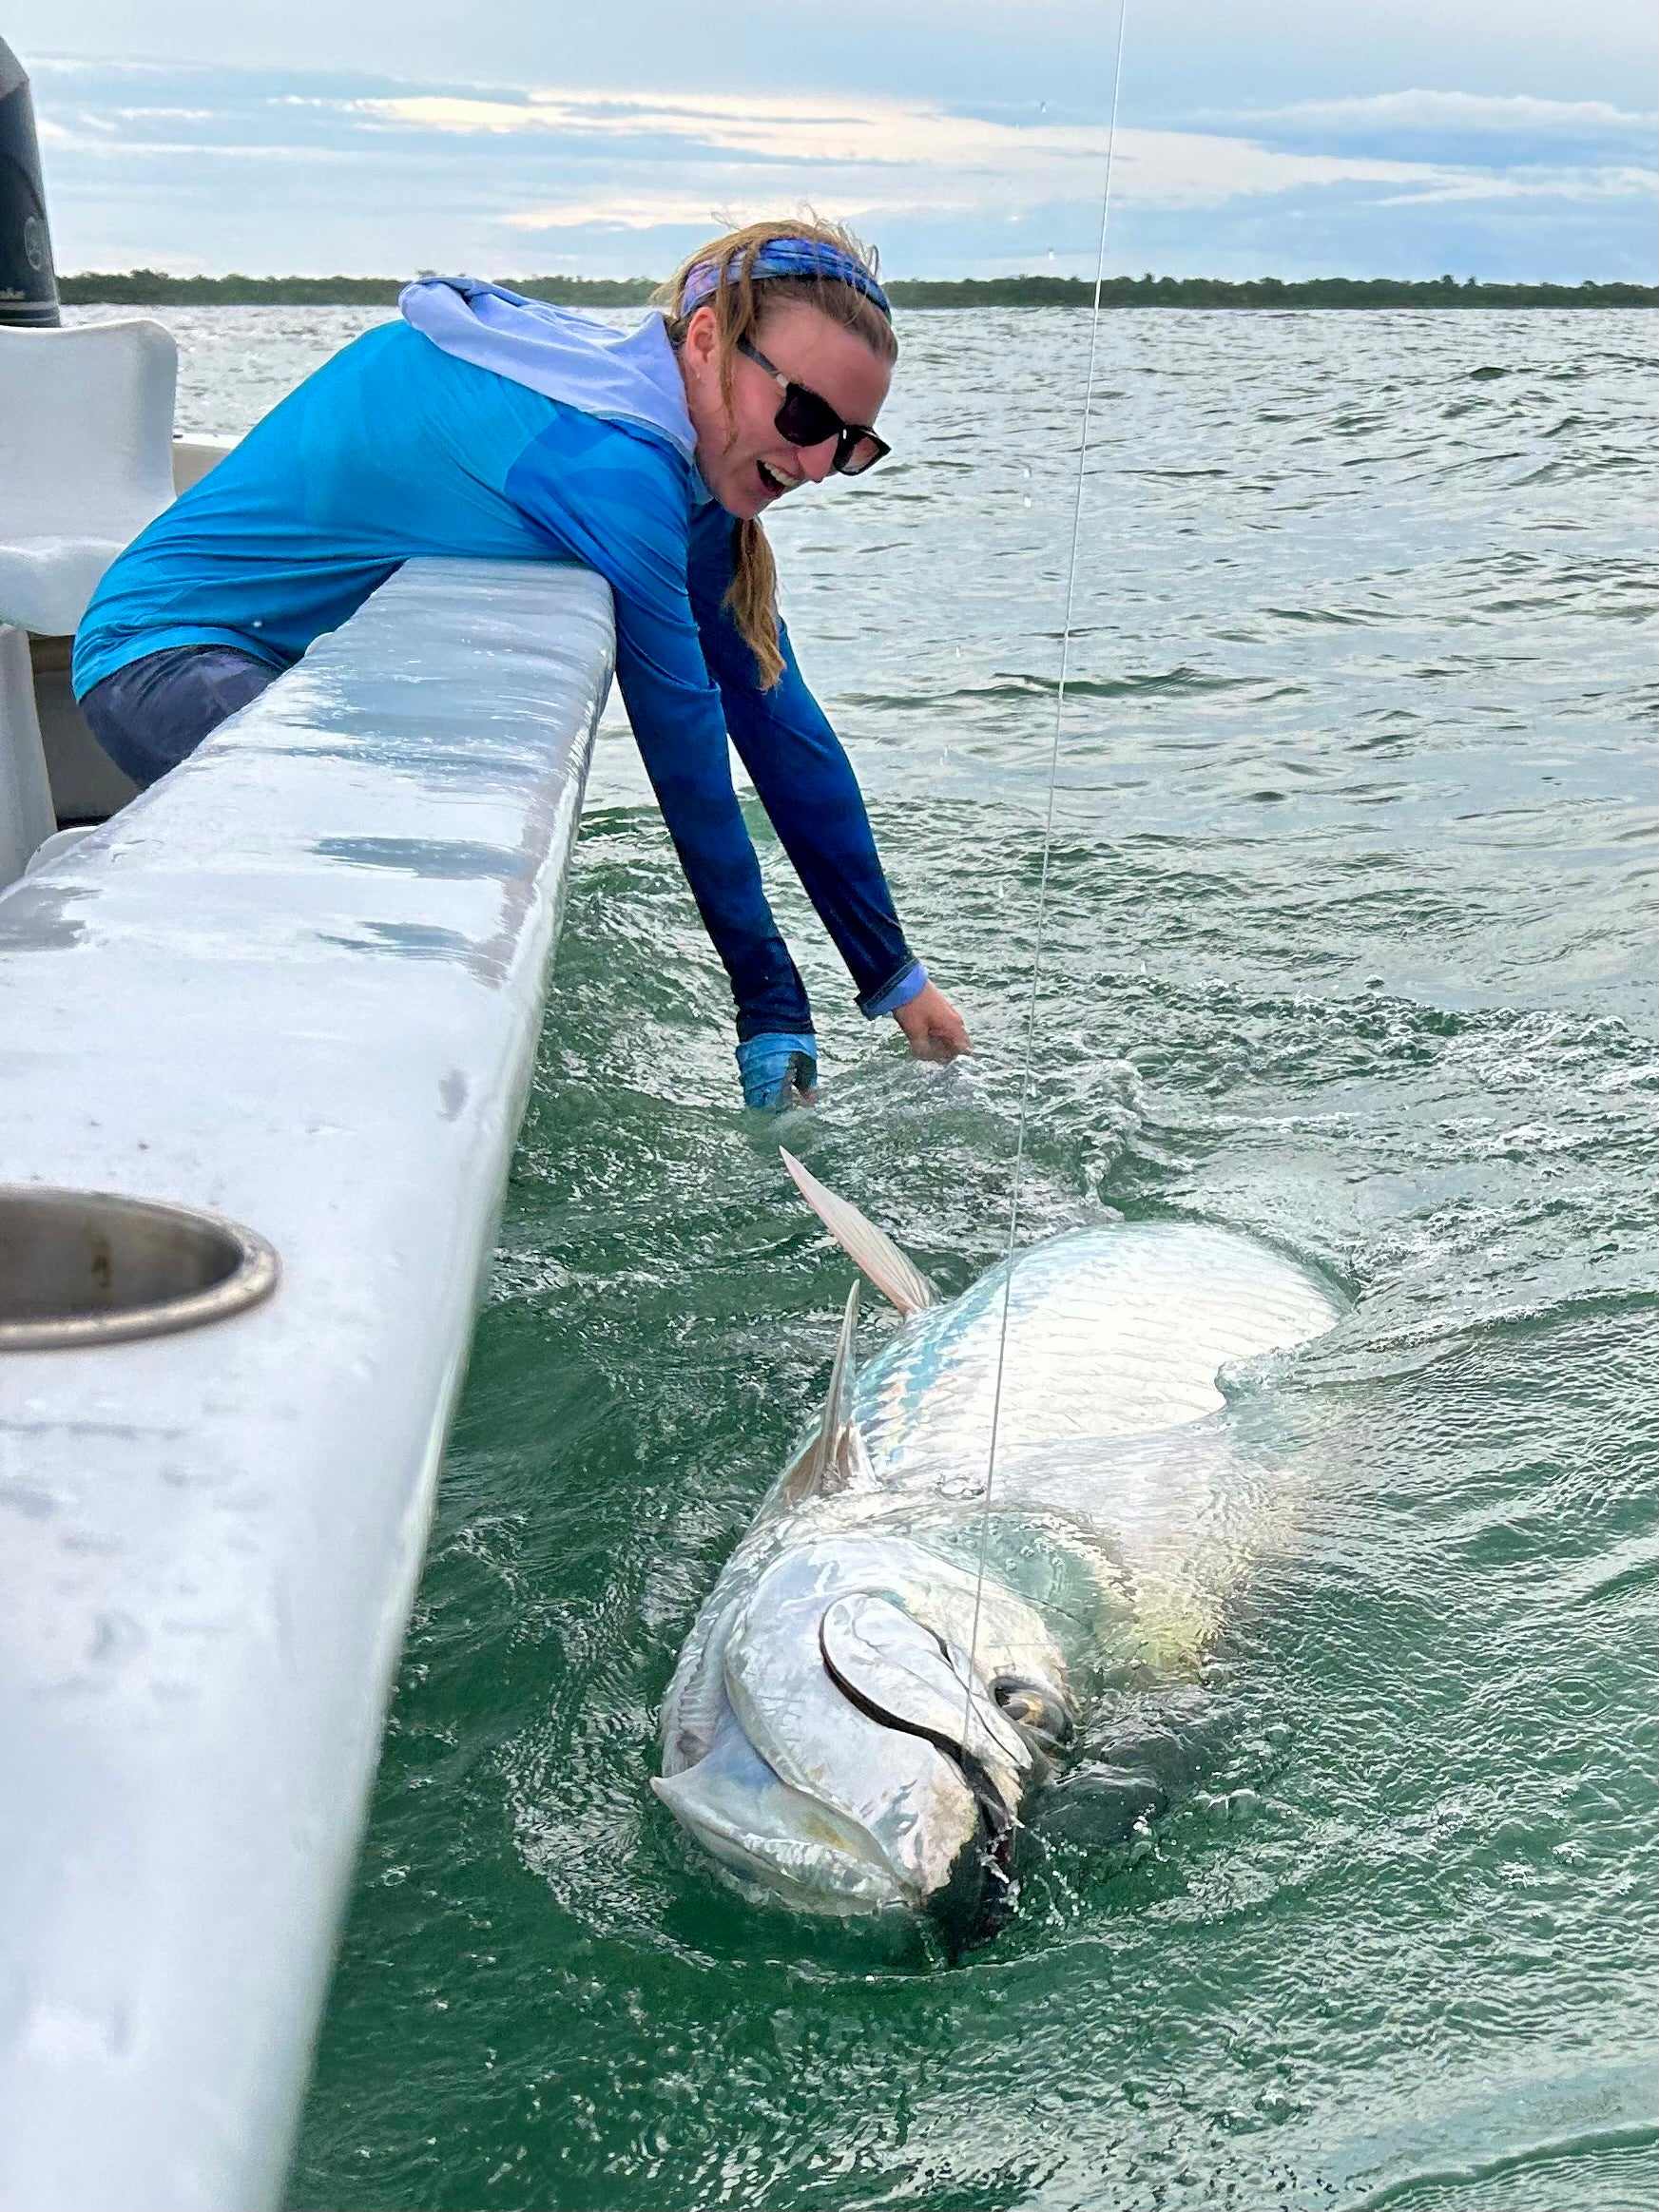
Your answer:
[991,1678,1072,1753]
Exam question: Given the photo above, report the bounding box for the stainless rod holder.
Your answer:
[0,1185,279,1349]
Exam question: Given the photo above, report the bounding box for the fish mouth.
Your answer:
[650,1767,906,1912]
[651,1700,911,1913]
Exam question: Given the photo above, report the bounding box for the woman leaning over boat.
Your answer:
[70,220,970,1108]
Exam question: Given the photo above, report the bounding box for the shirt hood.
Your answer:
[400,277,700,469]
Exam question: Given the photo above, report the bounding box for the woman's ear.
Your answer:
[681,302,720,381]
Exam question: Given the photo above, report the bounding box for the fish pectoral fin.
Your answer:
[780,1147,936,1317]
[777,1281,861,1506]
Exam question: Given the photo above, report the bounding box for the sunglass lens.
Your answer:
[835,432,888,477]
[775,384,840,450]
[769,370,888,474]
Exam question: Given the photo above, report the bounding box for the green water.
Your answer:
[280,310,1655,2209]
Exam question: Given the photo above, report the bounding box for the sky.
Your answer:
[12,1,1658,281]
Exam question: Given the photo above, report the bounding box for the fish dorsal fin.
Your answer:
[806,1280,860,1491]
[780,1149,936,1318]
[774,1281,861,1509]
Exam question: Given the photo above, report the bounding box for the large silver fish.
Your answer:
[653,1151,1346,1947]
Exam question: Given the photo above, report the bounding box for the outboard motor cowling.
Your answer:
[0,39,59,328]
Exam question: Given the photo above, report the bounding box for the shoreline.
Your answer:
[57,271,1658,311]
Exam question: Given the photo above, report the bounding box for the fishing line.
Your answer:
[959,0,1130,1753]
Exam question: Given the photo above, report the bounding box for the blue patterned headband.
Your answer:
[681,237,891,320]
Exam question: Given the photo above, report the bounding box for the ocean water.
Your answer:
[72,304,1657,2209]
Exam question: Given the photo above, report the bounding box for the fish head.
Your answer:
[654,1534,1073,1947]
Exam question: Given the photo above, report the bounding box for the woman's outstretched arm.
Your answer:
[688,510,969,1057]
[505,421,814,1044]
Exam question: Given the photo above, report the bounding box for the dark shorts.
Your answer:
[80,644,279,790]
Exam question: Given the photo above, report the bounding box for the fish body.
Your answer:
[654,1158,1346,1942]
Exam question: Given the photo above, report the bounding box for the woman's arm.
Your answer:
[504,417,814,1041]
[685,509,937,1024]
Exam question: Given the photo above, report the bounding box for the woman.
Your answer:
[72,220,970,1109]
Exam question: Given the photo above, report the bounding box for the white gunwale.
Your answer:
[0,556,614,2212]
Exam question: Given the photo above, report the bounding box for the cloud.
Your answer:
[499,197,738,233]
[1222,88,1656,136]
[353,85,1460,229]
[110,106,221,123]
[27,54,1658,282]
[351,83,1659,238]
[38,113,370,164]
[1378,164,1657,206]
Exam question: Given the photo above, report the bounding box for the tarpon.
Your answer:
[653,1150,1347,1948]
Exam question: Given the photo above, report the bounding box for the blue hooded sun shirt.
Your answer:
[73,276,925,1040]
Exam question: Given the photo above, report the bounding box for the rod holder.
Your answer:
[0,1185,279,1349]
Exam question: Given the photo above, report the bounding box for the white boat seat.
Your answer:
[0,318,178,636]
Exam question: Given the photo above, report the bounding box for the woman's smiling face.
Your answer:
[678,298,894,520]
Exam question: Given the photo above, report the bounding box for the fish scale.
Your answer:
[852,1221,1346,1484]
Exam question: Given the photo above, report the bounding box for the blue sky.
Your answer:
[14,1,1657,280]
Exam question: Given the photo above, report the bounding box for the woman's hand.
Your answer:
[736,1033,819,1110]
[894,980,972,1063]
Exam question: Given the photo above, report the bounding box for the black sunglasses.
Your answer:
[735,336,891,476]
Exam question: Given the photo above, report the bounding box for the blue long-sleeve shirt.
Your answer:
[73,297,919,1038]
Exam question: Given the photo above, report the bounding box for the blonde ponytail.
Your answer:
[657,218,897,691]
[729,519,782,688]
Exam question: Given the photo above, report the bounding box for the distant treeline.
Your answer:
[57,270,658,307]
[58,269,1657,310]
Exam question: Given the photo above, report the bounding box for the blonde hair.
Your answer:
[656,219,898,689]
